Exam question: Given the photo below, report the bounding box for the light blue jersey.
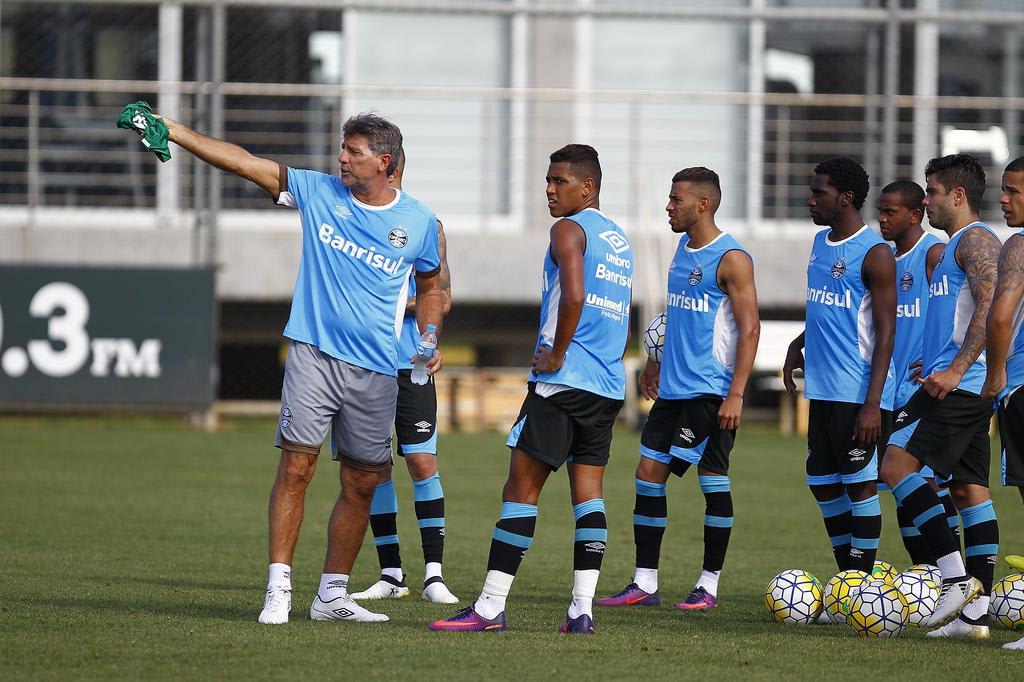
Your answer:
[1003,232,1024,395]
[660,232,750,400]
[397,275,419,371]
[892,232,944,408]
[923,221,997,395]
[531,208,633,399]
[278,168,440,376]
[804,225,895,409]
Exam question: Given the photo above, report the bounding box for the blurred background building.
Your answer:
[1,0,1022,417]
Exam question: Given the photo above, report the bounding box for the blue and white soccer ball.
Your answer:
[846,581,909,638]
[907,563,941,587]
[891,569,939,626]
[643,312,667,364]
[765,569,823,624]
[989,573,1024,631]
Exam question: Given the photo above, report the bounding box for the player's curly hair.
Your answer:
[814,156,870,210]
[925,153,986,213]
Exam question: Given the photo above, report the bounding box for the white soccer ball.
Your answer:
[989,573,1024,631]
[891,570,939,626]
[846,581,909,638]
[642,312,667,364]
[765,569,823,625]
[823,570,870,623]
[907,563,941,586]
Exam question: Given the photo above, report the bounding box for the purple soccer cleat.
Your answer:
[559,613,595,634]
[428,605,507,632]
[675,587,718,611]
[595,583,661,607]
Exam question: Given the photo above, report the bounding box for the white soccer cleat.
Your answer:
[258,587,291,624]
[422,580,459,604]
[928,577,983,626]
[1004,635,1024,650]
[309,595,389,622]
[350,576,411,600]
[925,617,990,639]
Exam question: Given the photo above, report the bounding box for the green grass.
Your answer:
[1,417,1023,681]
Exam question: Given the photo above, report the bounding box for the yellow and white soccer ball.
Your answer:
[765,569,823,624]
[989,573,1024,631]
[891,569,939,626]
[823,570,870,623]
[870,560,898,584]
[907,563,941,586]
[847,581,910,638]
[642,312,667,364]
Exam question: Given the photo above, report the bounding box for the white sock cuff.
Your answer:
[572,569,601,600]
[268,563,292,588]
[634,567,658,594]
[318,573,349,599]
[482,570,515,599]
[425,562,443,581]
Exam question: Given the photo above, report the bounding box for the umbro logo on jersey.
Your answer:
[414,420,432,433]
[830,258,847,279]
[599,230,631,254]
[900,271,914,292]
[333,203,353,219]
[584,541,606,553]
[679,428,695,443]
[388,228,408,248]
[688,266,703,286]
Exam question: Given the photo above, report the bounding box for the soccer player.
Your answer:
[782,157,896,579]
[596,167,759,611]
[877,180,949,565]
[981,156,1024,650]
[353,149,458,605]
[121,112,445,625]
[428,144,632,634]
[879,153,1001,637]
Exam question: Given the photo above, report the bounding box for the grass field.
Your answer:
[2,417,1023,681]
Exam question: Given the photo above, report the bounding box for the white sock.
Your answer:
[695,570,721,597]
[633,567,658,594]
[567,569,600,618]
[317,573,349,600]
[382,567,403,582]
[268,563,291,590]
[475,570,514,619]
[961,595,989,621]
[935,551,967,582]
[425,562,443,582]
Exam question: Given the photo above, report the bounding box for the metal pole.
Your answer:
[747,0,766,231]
[208,1,225,268]
[1005,28,1020,158]
[192,6,210,267]
[574,0,594,142]
[157,2,183,229]
[913,0,939,184]
[881,0,899,184]
[28,90,40,213]
[864,2,881,196]
[509,0,529,231]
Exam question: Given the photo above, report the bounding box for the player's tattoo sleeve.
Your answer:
[950,226,1001,375]
[437,219,452,315]
[987,235,1024,372]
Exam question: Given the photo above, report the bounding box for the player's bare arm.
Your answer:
[156,116,281,198]
[717,249,761,430]
[925,242,945,282]
[923,226,1000,399]
[532,219,586,373]
[982,234,1024,399]
[639,357,660,402]
[415,267,445,375]
[406,220,452,318]
[783,331,805,395]
[856,242,896,444]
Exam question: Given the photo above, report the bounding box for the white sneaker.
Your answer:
[925,617,990,639]
[258,586,291,624]
[422,580,459,604]
[309,594,389,622]
[350,576,411,600]
[1004,635,1024,650]
[928,577,983,626]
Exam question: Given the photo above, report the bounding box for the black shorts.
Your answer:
[505,383,624,470]
[806,400,892,486]
[395,369,438,456]
[887,387,993,487]
[639,396,735,477]
[998,386,1024,487]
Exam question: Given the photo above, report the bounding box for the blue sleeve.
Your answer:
[416,215,441,273]
[284,168,329,208]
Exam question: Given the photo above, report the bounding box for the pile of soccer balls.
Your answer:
[766,563,1024,638]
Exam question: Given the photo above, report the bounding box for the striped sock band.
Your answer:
[961,498,998,593]
[892,472,959,563]
[573,498,607,572]
[633,478,667,570]
[813,489,852,571]
[369,478,402,572]
[413,474,445,566]
[699,475,733,573]
[849,494,882,573]
[896,501,935,565]
[937,487,961,542]
[486,501,538,576]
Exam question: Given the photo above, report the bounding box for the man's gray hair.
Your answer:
[342,113,403,176]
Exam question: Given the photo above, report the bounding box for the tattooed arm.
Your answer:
[922,226,1001,400]
[982,234,1024,399]
[406,219,452,320]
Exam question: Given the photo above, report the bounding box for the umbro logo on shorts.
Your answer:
[414,420,432,433]
[679,428,695,443]
[849,448,867,461]
[897,411,908,422]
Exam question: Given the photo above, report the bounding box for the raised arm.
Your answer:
[156,116,282,198]
[717,249,761,430]
[982,235,1024,399]
[855,242,896,443]
[923,226,1001,399]
[531,219,586,373]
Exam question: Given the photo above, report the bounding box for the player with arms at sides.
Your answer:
[877,180,951,566]
[880,154,1001,638]
[119,112,445,625]
[429,144,632,634]
[782,157,897,585]
[352,148,458,605]
[596,167,759,611]
[981,156,1024,650]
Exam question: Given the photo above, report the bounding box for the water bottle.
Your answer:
[410,324,438,385]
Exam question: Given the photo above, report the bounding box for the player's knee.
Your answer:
[845,480,875,502]
[501,478,540,505]
[947,484,973,508]
[279,452,316,489]
[406,454,438,481]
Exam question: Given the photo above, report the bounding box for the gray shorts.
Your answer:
[274,341,398,471]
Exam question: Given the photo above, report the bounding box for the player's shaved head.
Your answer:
[880,179,924,214]
[672,167,722,212]
[549,144,602,191]
[1006,156,1024,174]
